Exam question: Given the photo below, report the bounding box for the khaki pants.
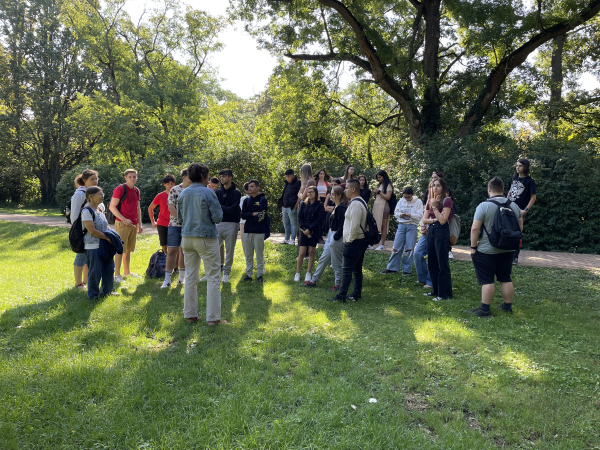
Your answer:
[244,233,265,277]
[181,237,221,321]
[216,222,239,275]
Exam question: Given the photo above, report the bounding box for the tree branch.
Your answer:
[536,0,545,32]
[329,97,402,129]
[439,51,465,84]
[320,6,334,54]
[459,0,600,136]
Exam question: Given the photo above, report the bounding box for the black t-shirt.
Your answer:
[507,175,536,210]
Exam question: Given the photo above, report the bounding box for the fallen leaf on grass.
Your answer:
[351,404,357,410]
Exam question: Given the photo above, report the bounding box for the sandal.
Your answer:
[186,317,199,323]
[207,319,228,326]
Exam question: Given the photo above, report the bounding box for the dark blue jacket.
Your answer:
[99,229,124,262]
[241,193,268,234]
[216,182,242,223]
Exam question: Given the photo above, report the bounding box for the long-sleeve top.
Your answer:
[216,182,241,223]
[394,197,423,226]
[298,200,325,235]
[241,193,268,234]
[70,187,87,220]
[343,198,367,243]
[330,203,347,241]
[177,183,223,239]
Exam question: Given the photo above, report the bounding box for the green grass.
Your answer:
[0,205,63,217]
[1,221,599,449]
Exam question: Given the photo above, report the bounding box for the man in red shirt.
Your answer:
[148,174,176,253]
[110,169,143,282]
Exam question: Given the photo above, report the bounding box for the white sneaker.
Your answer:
[367,245,374,250]
[222,273,230,283]
[287,239,295,245]
[294,273,300,282]
[125,272,139,278]
[448,251,454,259]
[304,272,312,282]
[375,244,385,251]
[161,281,171,289]
[199,276,207,282]
[280,239,288,244]
[178,278,185,285]
[424,284,433,289]
[114,275,124,283]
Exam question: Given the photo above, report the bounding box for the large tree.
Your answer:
[232,0,600,143]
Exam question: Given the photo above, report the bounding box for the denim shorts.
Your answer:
[167,225,182,247]
[73,252,87,267]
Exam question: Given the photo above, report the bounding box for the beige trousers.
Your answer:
[181,237,221,321]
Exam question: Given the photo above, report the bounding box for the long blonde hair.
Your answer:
[300,164,312,187]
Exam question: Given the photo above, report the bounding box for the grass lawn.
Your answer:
[0,221,599,449]
[0,205,63,217]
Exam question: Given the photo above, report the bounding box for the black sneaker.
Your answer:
[256,276,264,283]
[221,265,224,272]
[242,275,253,282]
[304,281,316,288]
[465,307,491,317]
[326,296,346,303]
[348,295,360,302]
[495,305,513,314]
[402,272,411,276]
[380,269,397,274]
[513,257,518,265]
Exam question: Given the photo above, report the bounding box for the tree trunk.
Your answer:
[421,0,441,137]
[547,34,565,133]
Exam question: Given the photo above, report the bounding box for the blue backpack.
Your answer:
[146,250,167,278]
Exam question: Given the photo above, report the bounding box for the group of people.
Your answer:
[68,159,536,322]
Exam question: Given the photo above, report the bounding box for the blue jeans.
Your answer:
[85,248,114,300]
[414,234,432,285]
[386,224,417,273]
[427,223,453,298]
[282,207,298,241]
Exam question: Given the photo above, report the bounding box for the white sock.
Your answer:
[178,269,185,282]
[164,270,172,284]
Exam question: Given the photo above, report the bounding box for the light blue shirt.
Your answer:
[177,182,223,239]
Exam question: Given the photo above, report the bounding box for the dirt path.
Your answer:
[2,214,599,271]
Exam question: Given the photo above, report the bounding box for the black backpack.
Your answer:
[146,250,167,278]
[105,184,140,225]
[69,205,94,253]
[481,199,522,250]
[354,198,381,246]
[388,192,397,214]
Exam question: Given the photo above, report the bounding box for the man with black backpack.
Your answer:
[466,177,523,317]
[327,179,371,303]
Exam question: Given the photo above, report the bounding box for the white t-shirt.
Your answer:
[316,183,327,197]
[240,195,248,224]
[81,204,108,249]
[70,187,87,220]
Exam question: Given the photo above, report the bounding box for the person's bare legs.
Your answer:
[481,284,496,305]
[307,246,316,273]
[178,247,185,272]
[161,245,167,253]
[114,254,123,277]
[166,247,179,271]
[379,217,390,246]
[296,246,307,273]
[122,252,132,276]
[500,282,514,305]
[74,265,89,285]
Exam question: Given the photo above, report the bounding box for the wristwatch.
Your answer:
[524,207,529,211]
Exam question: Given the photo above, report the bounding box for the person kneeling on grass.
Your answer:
[295,186,325,283]
[82,187,121,300]
[466,177,523,317]
[304,185,347,290]
[178,163,225,325]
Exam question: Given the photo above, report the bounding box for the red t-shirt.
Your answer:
[152,191,170,227]
[113,184,140,224]
[427,197,453,222]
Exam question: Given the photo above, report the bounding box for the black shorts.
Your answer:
[157,224,168,246]
[471,251,514,285]
[299,231,319,248]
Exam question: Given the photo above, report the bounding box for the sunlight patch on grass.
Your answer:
[412,318,478,345]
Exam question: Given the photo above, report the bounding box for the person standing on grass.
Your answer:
[305,185,347,290]
[81,187,118,300]
[381,186,423,275]
[216,169,241,284]
[507,158,536,265]
[423,170,458,259]
[280,169,301,245]
[241,179,268,282]
[110,169,143,283]
[371,169,394,251]
[327,179,368,303]
[314,169,330,203]
[423,177,454,301]
[161,169,191,289]
[239,183,250,256]
[357,174,371,204]
[70,169,99,290]
[295,186,325,283]
[148,174,175,254]
[178,163,224,325]
[466,177,523,317]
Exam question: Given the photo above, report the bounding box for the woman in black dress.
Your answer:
[295,186,325,283]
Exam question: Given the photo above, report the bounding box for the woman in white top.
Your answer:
[81,187,114,300]
[314,169,330,203]
[70,169,98,289]
[239,182,250,257]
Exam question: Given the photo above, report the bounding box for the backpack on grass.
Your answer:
[481,199,522,250]
[354,198,381,246]
[146,250,167,278]
[69,205,94,253]
[105,184,140,225]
